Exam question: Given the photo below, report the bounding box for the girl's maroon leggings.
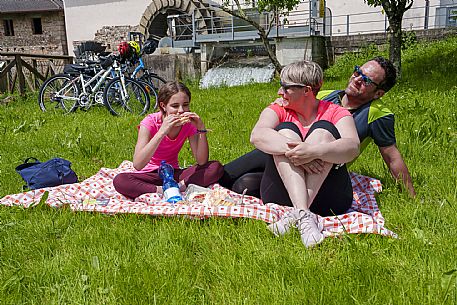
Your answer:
[113,161,224,199]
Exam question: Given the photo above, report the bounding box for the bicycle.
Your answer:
[127,57,166,111]
[123,40,166,110]
[39,55,150,116]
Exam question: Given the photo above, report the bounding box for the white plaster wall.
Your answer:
[325,0,443,35]
[63,0,150,54]
[275,37,312,65]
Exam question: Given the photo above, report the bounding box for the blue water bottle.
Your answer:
[158,161,183,204]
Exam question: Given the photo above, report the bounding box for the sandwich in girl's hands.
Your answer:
[177,113,191,125]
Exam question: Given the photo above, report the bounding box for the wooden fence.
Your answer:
[0,52,73,95]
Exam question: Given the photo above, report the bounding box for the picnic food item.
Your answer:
[187,191,207,202]
[184,184,210,202]
[202,189,236,206]
[183,185,236,206]
[178,115,191,124]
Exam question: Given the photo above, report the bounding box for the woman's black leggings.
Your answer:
[219,121,353,216]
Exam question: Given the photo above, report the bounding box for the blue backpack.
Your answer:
[15,157,78,190]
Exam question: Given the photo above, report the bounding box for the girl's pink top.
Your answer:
[268,100,351,137]
[136,112,197,173]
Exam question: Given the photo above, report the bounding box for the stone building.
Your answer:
[0,0,68,55]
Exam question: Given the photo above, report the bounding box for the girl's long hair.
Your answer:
[157,81,191,114]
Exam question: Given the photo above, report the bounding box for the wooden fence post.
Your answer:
[15,55,26,95]
[32,59,38,90]
[0,62,6,93]
[7,59,13,93]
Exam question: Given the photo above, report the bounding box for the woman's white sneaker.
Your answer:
[296,209,324,247]
[267,209,299,236]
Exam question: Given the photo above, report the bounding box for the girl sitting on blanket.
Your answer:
[113,81,224,199]
[222,61,360,247]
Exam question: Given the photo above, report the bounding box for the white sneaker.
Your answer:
[267,209,299,236]
[296,209,324,247]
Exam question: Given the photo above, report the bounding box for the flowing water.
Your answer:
[200,58,275,89]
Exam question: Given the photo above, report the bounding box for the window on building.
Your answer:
[32,18,43,34]
[3,19,14,36]
[448,7,457,27]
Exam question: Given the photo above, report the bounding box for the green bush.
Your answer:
[401,30,418,50]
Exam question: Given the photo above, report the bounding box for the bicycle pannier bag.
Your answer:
[15,157,78,190]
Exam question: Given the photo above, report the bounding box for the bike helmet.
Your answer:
[118,41,132,59]
[128,40,141,56]
[142,40,158,54]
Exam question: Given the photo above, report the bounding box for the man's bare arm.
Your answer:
[379,144,416,197]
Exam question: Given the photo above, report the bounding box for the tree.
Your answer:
[365,0,414,77]
[217,0,300,74]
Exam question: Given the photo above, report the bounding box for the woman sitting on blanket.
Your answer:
[113,81,223,199]
[223,61,360,247]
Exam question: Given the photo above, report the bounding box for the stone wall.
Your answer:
[93,25,139,52]
[0,11,68,55]
[142,53,200,82]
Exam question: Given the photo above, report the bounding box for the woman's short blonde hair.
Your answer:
[280,61,323,95]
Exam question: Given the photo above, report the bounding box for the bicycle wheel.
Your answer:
[38,74,79,114]
[142,73,166,92]
[137,79,159,110]
[103,77,150,116]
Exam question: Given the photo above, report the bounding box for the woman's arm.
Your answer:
[250,108,293,155]
[285,116,360,165]
[186,112,208,165]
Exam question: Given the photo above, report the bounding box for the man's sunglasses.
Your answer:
[353,66,380,87]
[280,81,307,91]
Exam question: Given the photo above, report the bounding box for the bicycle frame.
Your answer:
[53,58,127,107]
[130,57,147,80]
[78,66,113,95]
[82,59,123,93]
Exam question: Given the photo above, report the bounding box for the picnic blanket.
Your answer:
[0,161,397,238]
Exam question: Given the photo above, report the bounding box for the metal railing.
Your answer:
[330,3,457,36]
[162,1,456,47]
[167,1,324,47]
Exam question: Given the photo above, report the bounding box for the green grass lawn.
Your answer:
[1,37,456,304]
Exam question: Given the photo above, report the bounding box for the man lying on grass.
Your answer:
[220,56,416,198]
